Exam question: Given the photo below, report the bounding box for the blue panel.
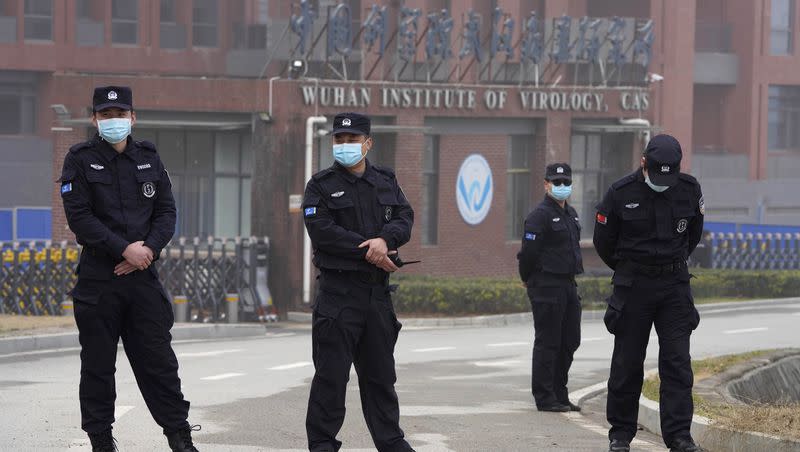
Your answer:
[0,210,12,241]
[16,208,51,240]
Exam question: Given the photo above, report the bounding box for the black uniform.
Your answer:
[60,131,190,435]
[303,155,414,452]
[593,135,704,450]
[517,172,583,410]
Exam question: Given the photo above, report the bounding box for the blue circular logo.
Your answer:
[456,154,493,225]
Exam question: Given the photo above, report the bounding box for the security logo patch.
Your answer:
[525,232,536,241]
[142,182,156,198]
[331,191,344,198]
[90,163,104,170]
[596,213,608,225]
[384,206,393,222]
[304,207,317,217]
[625,203,639,209]
[342,118,352,127]
[699,196,705,215]
[61,183,72,195]
[108,91,118,100]
[677,219,688,233]
[661,165,670,173]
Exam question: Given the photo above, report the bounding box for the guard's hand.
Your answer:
[122,241,152,271]
[358,238,389,265]
[114,261,138,276]
[375,251,399,273]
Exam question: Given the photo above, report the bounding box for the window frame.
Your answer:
[111,0,138,45]
[192,0,219,48]
[506,135,534,242]
[771,0,794,55]
[23,0,53,41]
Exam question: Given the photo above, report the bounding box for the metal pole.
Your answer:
[173,295,188,323]
[61,299,73,316]
[226,293,239,323]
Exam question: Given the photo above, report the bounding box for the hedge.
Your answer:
[391,270,800,315]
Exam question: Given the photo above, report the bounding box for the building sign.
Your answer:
[456,154,493,226]
[300,84,649,113]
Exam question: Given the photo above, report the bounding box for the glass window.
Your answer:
[571,133,604,238]
[160,0,177,23]
[215,133,241,173]
[24,0,52,40]
[771,0,794,55]
[193,0,218,47]
[768,85,800,150]
[241,177,252,237]
[0,94,35,135]
[506,135,533,241]
[422,135,439,245]
[214,177,240,238]
[112,0,138,44]
[76,0,91,20]
[186,131,213,172]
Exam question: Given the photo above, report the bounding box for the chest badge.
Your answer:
[137,163,152,170]
[142,182,156,199]
[625,203,639,209]
[331,191,345,198]
[552,217,561,222]
[90,164,104,170]
[677,219,688,233]
[384,206,393,222]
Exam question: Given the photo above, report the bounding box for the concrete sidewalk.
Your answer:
[0,323,269,355]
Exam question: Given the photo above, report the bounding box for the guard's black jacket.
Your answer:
[593,169,704,272]
[60,134,176,280]
[303,160,413,273]
[517,195,584,287]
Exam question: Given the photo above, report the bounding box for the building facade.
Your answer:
[0,0,796,310]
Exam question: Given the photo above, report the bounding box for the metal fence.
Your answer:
[709,232,800,270]
[1,237,273,321]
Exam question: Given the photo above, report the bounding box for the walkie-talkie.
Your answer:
[389,252,421,268]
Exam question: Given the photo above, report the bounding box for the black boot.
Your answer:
[165,425,201,452]
[88,429,117,452]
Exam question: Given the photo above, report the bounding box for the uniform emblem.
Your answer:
[304,207,317,217]
[61,183,72,195]
[699,196,705,215]
[342,118,352,126]
[625,203,639,209]
[525,232,536,241]
[384,206,393,222]
[107,91,118,100]
[661,165,670,173]
[596,213,608,225]
[677,219,688,233]
[556,167,564,174]
[331,191,344,198]
[137,163,152,170]
[90,164,104,170]
[552,217,561,222]
[142,182,156,198]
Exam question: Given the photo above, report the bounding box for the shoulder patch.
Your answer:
[136,140,158,152]
[678,173,699,185]
[69,141,93,154]
[611,172,638,190]
[311,167,335,181]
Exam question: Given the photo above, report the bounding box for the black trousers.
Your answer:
[71,271,190,434]
[528,284,582,407]
[604,276,699,448]
[306,272,413,452]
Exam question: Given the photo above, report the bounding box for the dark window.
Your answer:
[24,0,52,40]
[771,0,794,55]
[506,136,533,240]
[0,94,36,135]
[160,0,176,23]
[76,0,91,20]
[193,0,218,47]
[422,135,439,245]
[768,85,800,150]
[112,0,137,44]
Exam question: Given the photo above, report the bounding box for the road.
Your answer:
[1,299,798,451]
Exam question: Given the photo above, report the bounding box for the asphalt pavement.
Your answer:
[1,299,798,451]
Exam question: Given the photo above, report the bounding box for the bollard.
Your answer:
[226,293,239,323]
[61,299,73,316]
[173,295,188,323]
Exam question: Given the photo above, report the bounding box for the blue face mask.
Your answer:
[645,174,670,193]
[97,118,132,144]
[333,142,365,167]
[550,184,572,201]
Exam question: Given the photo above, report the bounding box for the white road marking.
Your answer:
[486,341,529,347]
[265,332,297,338]
[177,348,243,358]
[412,347,456,353]
[114,405,135,420]
[793,312,800,316]
[723,327,768,335]
[269,361,312,371]
[402,401,529,416]
[200,372,245,381]
[582,337,605,342]
[563,412,665,451]
[473,360,521,367]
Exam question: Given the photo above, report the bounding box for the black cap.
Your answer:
[332,112,370,136]
[93,86,133,112]
[644,134,682,187]
[545,162,572,182]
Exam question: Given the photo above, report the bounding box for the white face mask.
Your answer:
[645,174,670,192]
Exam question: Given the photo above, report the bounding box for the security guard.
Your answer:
[593,135,705,452]
[303,112,415,452]
[517,163,583,412]
[60,86,198,452]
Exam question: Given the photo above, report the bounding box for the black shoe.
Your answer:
[559,400,582,412]
[166,425,201,452]
[609,439,630,452]
[88,429,117,452]
[537,403,571,412]
[670,438,705,452]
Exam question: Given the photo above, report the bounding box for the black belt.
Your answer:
[626,260,686,276]
[322,268,388,285]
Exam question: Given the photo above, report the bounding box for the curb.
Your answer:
[287,297,800,328]
[0,323,267,356]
